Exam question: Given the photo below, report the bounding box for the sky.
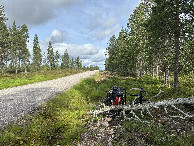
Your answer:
[1,0,140,70]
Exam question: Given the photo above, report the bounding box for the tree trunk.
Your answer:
[15,55,18,74]
[140,60,143,77]
[174,0,180,89]
[24,61,27,73]
[167,66,170,88]
[136,62,139,79]
[1,65,3,74]
[156,65,159,79]
[5,56,8,72]
[152,68,155,78]
[0,55,3,73]
[165,70,167,85]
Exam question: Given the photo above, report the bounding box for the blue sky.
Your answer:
[2,0,140,70]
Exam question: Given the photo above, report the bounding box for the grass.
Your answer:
[0,72,193,145]
[112,120,194,146]
[0,69,83,89]
[0,74,105,146]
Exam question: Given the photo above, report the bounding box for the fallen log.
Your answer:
[90,96,194,122]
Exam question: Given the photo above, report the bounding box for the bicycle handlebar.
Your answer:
[129,94,139,96]
[129,86,148,96]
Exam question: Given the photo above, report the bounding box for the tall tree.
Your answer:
[54,50,60,69]
[10,21,21,74]
[70,57,75,69]
[32,34,42,71]
[75,56,82,69]
[115,28,129,76]
[128,1,154,78]
[147,0,193,89]
[105,35,117,72]
[20,24,30,73]
[61,49,70,69]
[47,41,55,70]
[0,4,9,73]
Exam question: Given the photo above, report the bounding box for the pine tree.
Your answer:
[20,24,30,73]
[32,34,42,71]
[10,21,21,74]
[0,4,9,73]
[105,35,117,73]
[61,49,70,69]
[47,41,55,70]
[55,50,60,69]
[70,57,75,69]
[115,28,130,76]
[128,1,153,78]
[147,0,193,89]
[75,56,82,69]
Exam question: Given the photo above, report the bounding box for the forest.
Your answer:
[0,0,193,145]
[105,0,193,89]
[0,4,99,75]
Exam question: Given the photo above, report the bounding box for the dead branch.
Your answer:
[89,97,194,123]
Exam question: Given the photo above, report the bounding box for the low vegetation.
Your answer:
[0,69,83,89]
[0,72,193,145]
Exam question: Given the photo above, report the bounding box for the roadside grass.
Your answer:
[0,69,83,89]
[113,120,194,145]
[0,73,193,145]
[0,77,99,145]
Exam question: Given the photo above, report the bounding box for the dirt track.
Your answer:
[0,70,99,129]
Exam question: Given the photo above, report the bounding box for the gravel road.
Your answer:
[0,70,99,129]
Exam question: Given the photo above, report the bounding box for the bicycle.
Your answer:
[129,86,149,104]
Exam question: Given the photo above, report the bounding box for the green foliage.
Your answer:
[54,50,60,68]
[105,0,193,89]
[32,34,42,71]
[0,4,9,74]
[61,50,82,70]
[47,41,55,70]
[75,56,82,69]
[113,119,194,145]
[61,49,70,69]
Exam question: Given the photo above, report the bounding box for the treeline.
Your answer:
[105,0,193,89]
[0,4,99,74]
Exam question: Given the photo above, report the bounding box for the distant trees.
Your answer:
[32,34,42,71]
[47,41,55,70]
[75,56,82,69]
[61,49,70,69]
[54,50,60,69]
[105,0,193,89]
[0,2,98,73]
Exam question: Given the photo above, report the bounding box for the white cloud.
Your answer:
[82,59,105,69]
[52,43,100,57]
[93,24,120,40]
[103,17,117,29]
[91,49,106,62]
[2,0,83,26]
[46,30,66,44]
[51,43,106,69]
